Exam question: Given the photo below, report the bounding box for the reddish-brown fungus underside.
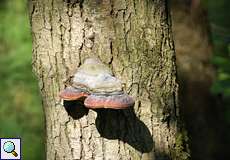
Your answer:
[84,94,135,109]
[59,87,89,101]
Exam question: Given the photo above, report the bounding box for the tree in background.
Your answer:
[171,0,226,159]
[29,0,190,159]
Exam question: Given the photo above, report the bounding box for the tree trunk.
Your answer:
[171,0,222,160]
[29,0,190,159]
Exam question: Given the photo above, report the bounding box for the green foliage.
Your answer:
[211,50,230,97]
[203,0,230,28]
[206,0,230,124]
[207,0,230,99]
[211,45,230,125]
[0,0,45,159]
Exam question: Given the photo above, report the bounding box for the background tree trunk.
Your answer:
[171,0,222,160]
[29,0,190,159]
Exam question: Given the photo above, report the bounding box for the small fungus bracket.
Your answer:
[59,57,135,109]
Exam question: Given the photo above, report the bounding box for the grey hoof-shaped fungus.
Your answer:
[59,58,134,109]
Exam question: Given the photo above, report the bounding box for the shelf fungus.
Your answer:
[59,58,134,109]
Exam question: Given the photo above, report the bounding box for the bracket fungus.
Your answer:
[59,58,134,109]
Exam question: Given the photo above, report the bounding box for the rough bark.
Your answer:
[29,0,190,159]
[171,0,222,160]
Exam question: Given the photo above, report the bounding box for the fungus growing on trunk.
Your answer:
[84,93,134,109]
[59,58,134,109]
[59,86,89,101]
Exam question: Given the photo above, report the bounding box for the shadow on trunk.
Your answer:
[95,108,154,153]
[64,100,89,119]
[63,101,154,153]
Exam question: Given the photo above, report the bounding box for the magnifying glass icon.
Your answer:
[3,141,18,157]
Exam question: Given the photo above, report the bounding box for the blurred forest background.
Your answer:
[0,0,45,159]
[0,0,229,159]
